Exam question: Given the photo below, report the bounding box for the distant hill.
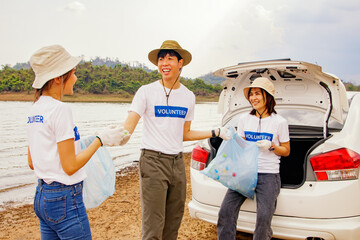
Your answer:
[198,72,225,85]
[0,57,223,97]
[12,62,31,70]
[8,57,154,73]
[343,81,360,91]
[90,57,153,72]
[4,58,358,91]
[6,58,226,86]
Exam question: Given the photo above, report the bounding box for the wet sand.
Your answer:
[0,153,253,240]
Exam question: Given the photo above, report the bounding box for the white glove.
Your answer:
[114,122,130,145]
[256,140,272,152]
[218,126,231,141]
[119,130,131,146]
[98,126,131,147]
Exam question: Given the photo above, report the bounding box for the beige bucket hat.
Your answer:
[30,45,82,89]
[148,40,192,66]
[243,77,275,100]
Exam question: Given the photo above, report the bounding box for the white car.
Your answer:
[188,59,360,240]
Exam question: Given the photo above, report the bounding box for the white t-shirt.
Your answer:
[27,96,86,185]
[237,113,290,173]
[130,80,195,154]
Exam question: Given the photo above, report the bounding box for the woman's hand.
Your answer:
[256,140,272,151]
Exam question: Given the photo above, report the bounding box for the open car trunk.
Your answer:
[279,138,317,187]
[279,125,326,188]
[210,59,350,189]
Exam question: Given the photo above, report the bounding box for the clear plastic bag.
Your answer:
[80,136,115,209]
[201,126,259,199]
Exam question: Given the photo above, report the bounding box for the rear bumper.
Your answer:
[188,197,360,240]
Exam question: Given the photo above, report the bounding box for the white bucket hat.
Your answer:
[30,45,82,89]
[243,77,275,101]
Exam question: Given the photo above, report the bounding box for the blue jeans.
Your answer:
[217,173,281,240]
[34,180,92,240]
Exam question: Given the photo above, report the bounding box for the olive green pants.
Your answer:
[139,149,186,240]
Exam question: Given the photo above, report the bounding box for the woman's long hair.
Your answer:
[249,88,277,116]
[34,69,74,102]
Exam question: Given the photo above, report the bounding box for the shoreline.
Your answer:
[0,92,133,103]
[0,92,219,103]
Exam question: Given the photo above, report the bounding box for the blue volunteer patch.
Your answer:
[74,126,80,141]
[154,106,188,119]
[244,131,273,142]
[27,115,44,124]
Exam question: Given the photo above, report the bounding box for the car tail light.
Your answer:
[310,148,360,181]
[191,145,209,170]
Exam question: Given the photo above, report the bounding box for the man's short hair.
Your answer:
[157,49,183,61]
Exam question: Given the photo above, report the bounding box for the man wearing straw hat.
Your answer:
[123,40,230,240]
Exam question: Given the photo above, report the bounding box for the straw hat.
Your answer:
[148,40,192,66]
[30,45,82,89]
[243,77,275,100]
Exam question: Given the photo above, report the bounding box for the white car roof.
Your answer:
[214,59,349,125]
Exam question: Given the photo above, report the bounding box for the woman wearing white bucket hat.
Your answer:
[217,77,291,240]
[27,45,127,239]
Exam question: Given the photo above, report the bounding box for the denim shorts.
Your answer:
[34,180,92,240]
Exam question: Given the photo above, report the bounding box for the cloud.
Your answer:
[64,1,85,13]
[0,0,359,84]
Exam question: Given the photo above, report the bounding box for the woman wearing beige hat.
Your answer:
[217,77,290,240]
[123,40,230,240]
[27,44,126,239]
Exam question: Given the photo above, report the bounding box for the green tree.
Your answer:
[0,58,230,98]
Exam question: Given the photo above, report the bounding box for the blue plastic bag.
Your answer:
[201,126,259,199]
[80,136,115,209]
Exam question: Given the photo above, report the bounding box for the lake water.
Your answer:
[0,101,221,210]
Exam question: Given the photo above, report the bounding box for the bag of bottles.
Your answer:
[80,136,115,209]
[201,126,259,199]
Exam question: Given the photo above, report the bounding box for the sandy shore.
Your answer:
[0,153,254,240]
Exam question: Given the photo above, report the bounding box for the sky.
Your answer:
[1,0,360,84]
